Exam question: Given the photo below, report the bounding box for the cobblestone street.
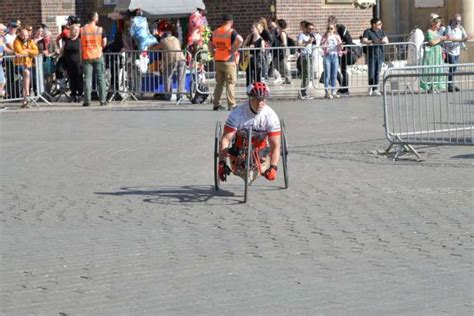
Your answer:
[1,97,473,314]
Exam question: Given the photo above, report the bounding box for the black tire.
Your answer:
[244,127,253,203]
[280,120,289,189]
[214,122,222,191]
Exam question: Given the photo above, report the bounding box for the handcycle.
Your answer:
[213,120,289,203]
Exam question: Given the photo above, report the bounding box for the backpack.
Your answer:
[273,32,296,58]
[287,36,296,54]
[346,46,363,65]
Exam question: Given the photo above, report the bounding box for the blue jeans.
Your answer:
[324,54,339,93]
[447,54,459,89]
[368,55,384,90]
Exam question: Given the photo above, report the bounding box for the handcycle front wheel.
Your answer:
[243,127,253,203]
[214,121,222,191]
[280,119,289,189]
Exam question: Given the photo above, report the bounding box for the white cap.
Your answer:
[430,13,440,21]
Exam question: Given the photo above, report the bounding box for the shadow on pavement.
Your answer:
[451,153,474,159]
[95,185,245,205]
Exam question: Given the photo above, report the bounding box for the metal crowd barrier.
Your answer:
[193,46,310,99]
[0,54,49,107]
[311,42,418,94]
[382,63,474,160]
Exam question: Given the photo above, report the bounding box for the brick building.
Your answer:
[204,0,373,40]
[0,0,96,36]
[1,0,372,39]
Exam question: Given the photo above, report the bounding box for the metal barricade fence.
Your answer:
[123,50,193,102]
[0,54,48,107]
[311,42,418,94]
[194,46,310,100]
[100,52,127,102]
[382,63,474,160]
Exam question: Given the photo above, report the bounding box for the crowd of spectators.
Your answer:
[0,11,471,110]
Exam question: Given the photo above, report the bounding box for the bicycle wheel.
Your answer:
[280,120,289,189]
[214,121,222,191]
[244,127,253,203]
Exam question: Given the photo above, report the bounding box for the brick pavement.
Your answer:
[0,97,473,314]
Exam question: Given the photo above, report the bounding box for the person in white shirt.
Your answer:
[218,82,281,182]
[444,14,471,92]
[297,21,316,100]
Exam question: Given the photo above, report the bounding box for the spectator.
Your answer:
[37,28,58,95]
[272,19,291,85]
[209,14,243,111]
[157,31,187,104]
[62,24,83,103]
[80,12,107,107]
[242,22,264,86]
[321,23,343,99]
[420,15,448,93]
[4,21,18,50]
[4,21,19,98]
[13,27,39,107]
[361,18,389,96]
[267,17,278,78]
[26,25,33,38]
[32,26,43,44]
[56,25,70,48]
[0,24,6,101]
[328,15,353,95]
[297,21,315,100]
[444,13,471,92]
[257,17,272,81]
[104,31,124,101]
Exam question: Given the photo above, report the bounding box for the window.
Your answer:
[326,0,353,4]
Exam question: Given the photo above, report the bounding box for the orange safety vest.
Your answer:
[80,24,103,60]
[212,26,234,62]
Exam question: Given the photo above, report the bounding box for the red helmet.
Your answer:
[247,82,270,98]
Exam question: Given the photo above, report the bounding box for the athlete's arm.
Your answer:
[268,133,281,166]
[219,129,237,161]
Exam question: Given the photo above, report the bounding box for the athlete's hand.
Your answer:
[263,165,278,181]
[218,161,231,181]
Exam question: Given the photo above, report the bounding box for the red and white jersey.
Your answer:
[224,102,281,137]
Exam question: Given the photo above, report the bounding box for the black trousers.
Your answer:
[65,59,83,97]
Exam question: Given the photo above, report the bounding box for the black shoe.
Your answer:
[100,101,109,106]
[82,102,90,107]
[176,96,183,105]
[213,104,225,111]
[70,96,76,103]
[283,80,292,85]
[454,86,460,92]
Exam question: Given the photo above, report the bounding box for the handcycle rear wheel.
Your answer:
[214,121,222,191]
[243,127,253,203]
[280,120,289,189]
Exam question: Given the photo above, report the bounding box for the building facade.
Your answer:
[0,0,97,36]
[381,0,473,61]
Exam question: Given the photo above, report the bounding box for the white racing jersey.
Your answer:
[224,102,281,138]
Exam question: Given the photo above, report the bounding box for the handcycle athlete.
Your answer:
[218,82,281,183]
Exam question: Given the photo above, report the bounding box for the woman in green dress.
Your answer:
[420,16,448,92]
